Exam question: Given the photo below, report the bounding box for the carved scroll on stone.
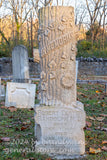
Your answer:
[38,6,77,106]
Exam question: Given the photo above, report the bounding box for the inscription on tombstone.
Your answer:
[35,6,86,159]
[12,45,29,83]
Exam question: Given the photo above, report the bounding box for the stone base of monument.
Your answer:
[34,101,86,159]
[5,82,36,108]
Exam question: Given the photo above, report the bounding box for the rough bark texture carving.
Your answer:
[38,6,76,106]
[35,6,86,159]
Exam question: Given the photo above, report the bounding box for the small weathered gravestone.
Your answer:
[33,49,40,63]
[34,6,86,159]
[12,45,29,83]
[5,82,36,108]
[5,45,36,108]
[0,78,5,101]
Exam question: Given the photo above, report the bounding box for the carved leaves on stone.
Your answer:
[71,45,75,51]
[58,25,65,32]
[48,22,55,30]
[48,60,56,70]
[40,71,46,80]
[70,56,75,61]
[61,73,74,89]
[49,71,55,79]
[61,62,66,69]
[61,52,67,59]
[70,22,73,27]
[61,17,67,22]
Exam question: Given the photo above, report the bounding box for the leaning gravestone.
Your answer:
[12,45,29,83]
[34,6,86,159]
[5,45,36,108]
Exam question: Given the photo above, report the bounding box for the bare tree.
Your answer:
[0,0,10,46]
[75,1,87,30]
[7,0,33,43]
[85,0,107,48]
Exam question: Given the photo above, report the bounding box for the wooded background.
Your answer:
[0,0,107,57]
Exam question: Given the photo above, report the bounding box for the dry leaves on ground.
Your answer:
[0,137,10,142]
[101,146,107,151]
[89,147,102,154]
[102,140,107,144]
[86,121,92,128]
[8,106,17,112]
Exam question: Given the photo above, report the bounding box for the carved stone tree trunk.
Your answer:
[35,6,86,159]
[38,6,76,106]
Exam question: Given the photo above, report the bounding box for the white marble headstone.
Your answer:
[5,82,36,108]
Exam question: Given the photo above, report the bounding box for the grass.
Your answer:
[0,83,107,160]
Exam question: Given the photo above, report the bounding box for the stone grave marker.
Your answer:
[34,6,86,159]
[12,45,29,83]
[5,45,36,108]
[5,82,36,108]
[33,48,40,63]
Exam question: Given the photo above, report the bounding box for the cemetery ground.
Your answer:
[0,81,107,160]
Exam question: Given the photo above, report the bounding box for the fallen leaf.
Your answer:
[1,137,10,142]
[35,82,39,85]
[102,140,107,144]
[1,106,7,109]
[86,121,92,127]
[101,102,105,107]
[15,127,20,131]
[88,116,95,121]
[81,93,88,98]
[8,106,17,112]
[23,120,31,125]
[0,102,5,105]
[9,116,13,119]
[89,147,101,154]
[36,91,39,94]
[100,114,107,117]
[21,126,28,131]
[101,146,107,151]
[96,90,100,93]
[96,117,105,121]
[85,104,90,107]
[101,128,107,132]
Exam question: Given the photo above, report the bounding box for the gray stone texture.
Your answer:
[5,82,36,108]
[0,78,5,101]
[0,57,107,79]
[12,45,29,82]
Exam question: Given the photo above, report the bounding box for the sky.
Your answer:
[0,0,82,18]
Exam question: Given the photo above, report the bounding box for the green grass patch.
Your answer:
[0,83,107,159]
